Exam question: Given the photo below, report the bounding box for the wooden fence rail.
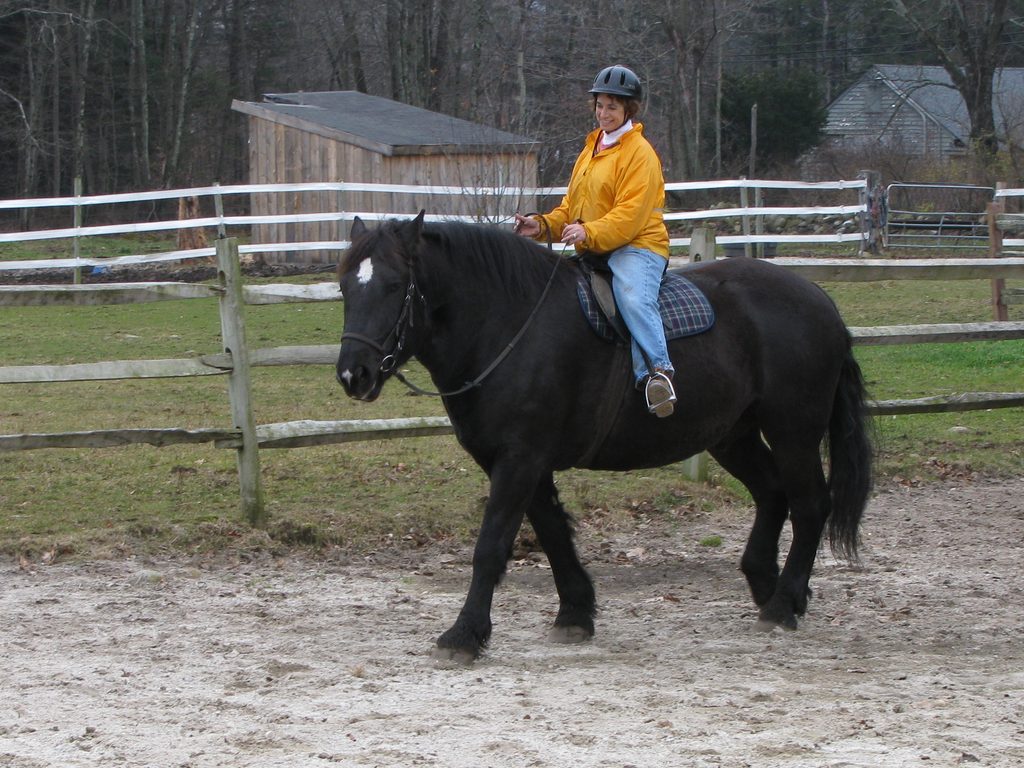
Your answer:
[988,193,1024,320]
[3,241,1023,525]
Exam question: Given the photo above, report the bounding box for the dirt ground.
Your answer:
[2,478,1022,768]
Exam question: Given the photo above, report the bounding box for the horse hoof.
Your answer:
[548,625,593,644]
[755,612,799,632]
[431,645,478,666]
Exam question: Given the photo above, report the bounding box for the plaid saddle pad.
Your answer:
[576,272,715,342]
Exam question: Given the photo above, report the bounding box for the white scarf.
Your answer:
[600,119,634,148]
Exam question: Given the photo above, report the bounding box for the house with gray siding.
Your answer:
[819,64,1024,159]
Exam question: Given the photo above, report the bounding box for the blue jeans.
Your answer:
[607,246,673,384]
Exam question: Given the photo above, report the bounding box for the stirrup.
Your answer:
[645,371,676,418]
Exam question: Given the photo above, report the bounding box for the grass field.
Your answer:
[1,263,1021,560]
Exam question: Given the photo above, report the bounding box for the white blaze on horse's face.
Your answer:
[357,257,374,286]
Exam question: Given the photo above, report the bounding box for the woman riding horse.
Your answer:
[514,65,676,417]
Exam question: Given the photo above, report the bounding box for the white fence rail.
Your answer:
[0,177,872,272]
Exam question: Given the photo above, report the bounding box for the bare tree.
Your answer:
[888,0,1012,156]
[129,0,150,187]
[14,0,1016,204]
[658,0,721,179]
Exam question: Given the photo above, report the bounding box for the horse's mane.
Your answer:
[340,218,563,301]
[420,221,562,300]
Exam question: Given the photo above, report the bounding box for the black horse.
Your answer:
[336,212,873,663]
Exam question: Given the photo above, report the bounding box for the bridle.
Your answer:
[339,220,561,398]
[340,268,420,379]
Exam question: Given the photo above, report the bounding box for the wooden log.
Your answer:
[869,392,1024,415]
[215,417,455,449]
[0,427,240,452]
[0,357,230,384]
[761,257,1024,282]
[251,345,339,366]
[194,323,1022,376]
[242,282,342,305]
[0,283,222,307]
[849,321,1024,345]
[200,344,338,370]
[994,213,1024,233]
[227,327,1024,372]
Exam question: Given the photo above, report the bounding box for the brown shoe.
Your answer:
[645,371,676,417]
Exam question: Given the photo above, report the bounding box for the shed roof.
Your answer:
[231,91,537,157]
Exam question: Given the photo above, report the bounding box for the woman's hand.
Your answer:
[560,222,586,246]
[512,213,541,237]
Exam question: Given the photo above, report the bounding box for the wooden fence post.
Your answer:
[754,184,765,258]
[859,169,882,254]
[739,177,752,258]
[73,177,83,284]
[681,452,709,483]
[689,227,716,262]
[684,226,714,481]
[685,229,716,481]
[213,181,227,239]
[216,236,266,526]
[988,189,1009,322]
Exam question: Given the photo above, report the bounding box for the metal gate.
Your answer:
[884,182,994,250]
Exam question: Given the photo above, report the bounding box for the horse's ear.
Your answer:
[397,210,425,256]
[350,216,367,240]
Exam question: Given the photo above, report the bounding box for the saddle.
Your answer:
[572,255,716,343]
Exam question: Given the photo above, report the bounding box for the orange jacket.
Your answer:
[537,122,669,257]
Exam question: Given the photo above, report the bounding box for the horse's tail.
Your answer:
[826,343,874,561]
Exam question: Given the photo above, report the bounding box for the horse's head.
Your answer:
[336,211,426,401]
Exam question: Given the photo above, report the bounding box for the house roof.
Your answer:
[231,91,537,157]
[833,64,1024,144]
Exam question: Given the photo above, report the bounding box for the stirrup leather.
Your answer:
[645,372,677,418]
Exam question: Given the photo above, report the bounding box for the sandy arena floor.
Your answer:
[2,478,1022,767]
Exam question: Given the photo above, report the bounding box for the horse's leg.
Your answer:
[709,428,788,608]
[755,441,830,630]
[433,460,538,663]
[524,475,596,644]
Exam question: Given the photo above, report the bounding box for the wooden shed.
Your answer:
[231,91,540,264]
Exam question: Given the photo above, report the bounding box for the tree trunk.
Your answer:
[427,0,449,112]
[662,3,718,179]
[167,0,202,186]
[386,0,404,100]
[48,1,61,197]
[130,0,151,187]
[72,0,97,188]
[888,0,1010,158]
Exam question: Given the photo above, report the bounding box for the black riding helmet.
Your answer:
[589,65,642,100]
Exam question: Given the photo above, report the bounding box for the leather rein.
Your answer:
[340,218,561,398]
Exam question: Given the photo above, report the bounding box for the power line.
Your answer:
[721,27,1024,66]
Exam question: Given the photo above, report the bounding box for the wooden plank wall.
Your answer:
[246,116,538,265]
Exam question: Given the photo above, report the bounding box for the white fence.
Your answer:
[2,180,1023,524]
[0,177,875,274]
